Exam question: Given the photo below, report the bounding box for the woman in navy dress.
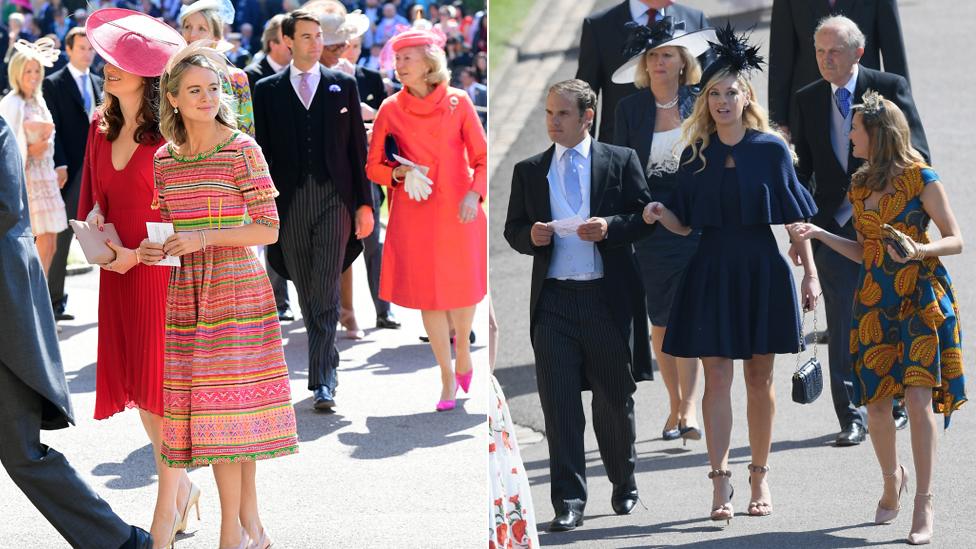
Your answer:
[643,26,820,523]
[611,18,715,444]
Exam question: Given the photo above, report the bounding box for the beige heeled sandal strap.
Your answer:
[707,469,732,479]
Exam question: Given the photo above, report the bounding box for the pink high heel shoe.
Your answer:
[436,382,458,411]
[455,369,473,394]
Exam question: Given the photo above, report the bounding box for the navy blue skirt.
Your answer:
[662,224,804,359]
[634,227,700,327]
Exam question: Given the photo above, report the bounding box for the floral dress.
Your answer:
[489,375,538,549]
[849,164,966,427]
[154,131,298,466]
[23,98,67,235]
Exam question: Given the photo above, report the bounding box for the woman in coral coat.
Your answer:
[367,29,487,411]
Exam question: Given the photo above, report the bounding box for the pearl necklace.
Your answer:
[655,95,679,109]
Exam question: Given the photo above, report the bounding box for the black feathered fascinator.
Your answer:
[692,23,764,94]
[611,17,716,84]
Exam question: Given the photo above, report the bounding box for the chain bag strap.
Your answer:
[792,301,824,404]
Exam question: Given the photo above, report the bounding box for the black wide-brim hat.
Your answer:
[611,17,716,85]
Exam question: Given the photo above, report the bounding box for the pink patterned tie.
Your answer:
[299,72,313,107]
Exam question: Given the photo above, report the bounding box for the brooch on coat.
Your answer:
[449,96,459,114]
[329,84,341,93]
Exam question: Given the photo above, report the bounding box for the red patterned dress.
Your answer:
[154,131,298,466]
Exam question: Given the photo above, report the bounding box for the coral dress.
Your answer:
[849,164,966,427]
[366,83,487,310]
[154,132,298,466]
[77,116,170,419]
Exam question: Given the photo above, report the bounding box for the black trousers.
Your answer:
[361,184,390,318]
[279,177,351,392]
[0,362,130,548]
[533,280,637,513]
[47,171,82,313]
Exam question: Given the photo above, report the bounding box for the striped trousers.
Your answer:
[533,279,638,513]
[279,176,351,392]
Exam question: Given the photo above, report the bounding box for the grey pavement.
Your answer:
[0,242,488,548]
[490,0,976,547]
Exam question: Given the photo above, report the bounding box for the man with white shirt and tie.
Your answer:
[790,15,928,447]
[42,26,101,322]
[253,8,374,411]
[576,0,708,142]
[505,79,654,532]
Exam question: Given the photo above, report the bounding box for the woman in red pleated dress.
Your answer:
[78,9,197,548]
[366,29,487,411]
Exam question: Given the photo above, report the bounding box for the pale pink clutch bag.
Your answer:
[68,220,121,265]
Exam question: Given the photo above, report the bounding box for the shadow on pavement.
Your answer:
[91,443,157,490]
[294,404,353,443]
[534,519,898,547]
[57,321,97,340]
[337,407,483,459]
[343,343,436,376]
[66,361,97,394]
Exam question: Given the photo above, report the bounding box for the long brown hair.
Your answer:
[159,43,237,147]
[850,96,925,192]
[98,76,163,144]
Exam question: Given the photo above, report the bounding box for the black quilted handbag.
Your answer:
[792,307,823,404]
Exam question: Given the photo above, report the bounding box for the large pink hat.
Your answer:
[387,28,446,52]
[86,8,186,78]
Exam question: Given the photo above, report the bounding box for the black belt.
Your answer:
[545,278,603,289]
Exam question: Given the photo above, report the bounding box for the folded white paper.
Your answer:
[146,222,181,267]
[549,215,585,238]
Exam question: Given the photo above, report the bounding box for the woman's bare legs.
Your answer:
[488,299,498,374]
[905,386,938,541]
[138,410,190,549]
[651,325,680,432]
[422,310,455,401]
[35,233,56,276]
[701,357,734,514]
[449,305,477,378]
[339,268,361,333]
[866,396,902,512]
[743,354,775,515]
[213,462,245,548]
[239,461,266,543]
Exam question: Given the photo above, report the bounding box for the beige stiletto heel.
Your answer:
[874,464,908,524]
[177,483,201,533]
[907,493,934,545]
[707,469,734,524]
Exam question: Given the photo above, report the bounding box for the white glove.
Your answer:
[404,168,433,201]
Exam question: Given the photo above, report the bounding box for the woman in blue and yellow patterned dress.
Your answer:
[791,91,964,546]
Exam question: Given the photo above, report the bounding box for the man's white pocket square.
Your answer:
[340,107,349,114]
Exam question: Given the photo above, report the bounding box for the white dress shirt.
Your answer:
[267,56,286,74]
[629,0,664,26]
[289,62,322,110]
[547,133,604,280]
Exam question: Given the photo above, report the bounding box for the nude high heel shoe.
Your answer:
[874,464,908,524]
[707,469,734,524]
[248,529,273,549]
[177,483,201,533]
[907,494,934,545]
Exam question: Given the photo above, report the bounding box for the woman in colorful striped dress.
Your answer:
[139,44,297,549]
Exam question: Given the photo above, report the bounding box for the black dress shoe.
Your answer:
[278,307,295,322]
[548,507,584,532]
[376,313,401,329]
[54,311,75,321]
[836,423,866,446]
[419,331,476,344]
[313,386,335,410]
[120,526,153,549]
[611,484,639,515]
[893,400,909,430]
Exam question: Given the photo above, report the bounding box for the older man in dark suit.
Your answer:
[768,0,910,133]
[42,26,102,322]
[576,0,707,142]
[791,15,928,447]
[253,8,374,410]
[505,79,654,532]
[0,114,152,549]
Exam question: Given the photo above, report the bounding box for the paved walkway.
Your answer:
[0,244,488,548]
[490,0,976,546]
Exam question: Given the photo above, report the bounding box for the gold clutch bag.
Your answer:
[881,223,916,259]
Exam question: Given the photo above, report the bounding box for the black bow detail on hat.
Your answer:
[621,17,686,60]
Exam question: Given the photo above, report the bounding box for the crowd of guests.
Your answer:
[498,1,964,547]
[1,0,486,547]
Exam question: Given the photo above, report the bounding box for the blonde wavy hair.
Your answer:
[680,68,788,172]
[159,43,238,147]
[633,46,701,89]
[850,96,925,192]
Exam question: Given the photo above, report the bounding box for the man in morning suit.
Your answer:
[504,79,654,532]
[0,115,152,549]
[791,16,928,446]
[576,0,707,142]
[253,8,374,410]
[42,26,102,322]
[768,0,910,133]
[244,13,296,322]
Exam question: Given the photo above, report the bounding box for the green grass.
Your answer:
[489,0,537,72]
